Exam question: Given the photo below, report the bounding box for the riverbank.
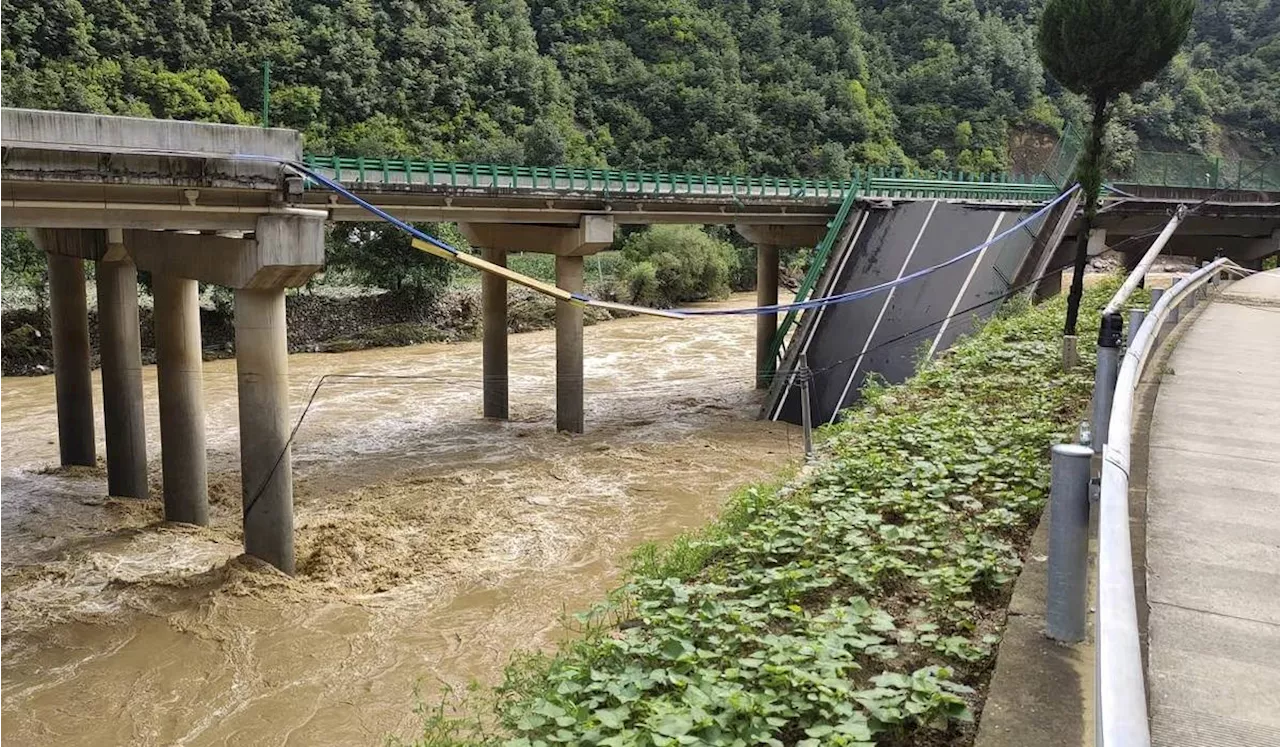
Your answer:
[0,285,618,377]
[418,283,1117,746]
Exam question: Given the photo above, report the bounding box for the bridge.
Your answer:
[2,107,1277,577]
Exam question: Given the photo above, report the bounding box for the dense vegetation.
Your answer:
[3,0,1275,174]
[407,279,1115,747]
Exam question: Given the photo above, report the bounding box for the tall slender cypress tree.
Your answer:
[1037,0,1194,336]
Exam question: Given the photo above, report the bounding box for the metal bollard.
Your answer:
[1091,313,1123,455]
[1047,443,1093,642]
[1127,307,1145,348]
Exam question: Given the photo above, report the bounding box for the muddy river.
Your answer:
[0,293,799,746]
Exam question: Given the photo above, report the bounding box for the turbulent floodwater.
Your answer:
[0,293,799,746]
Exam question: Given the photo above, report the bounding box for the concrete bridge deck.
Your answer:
[1146,268,1280,746]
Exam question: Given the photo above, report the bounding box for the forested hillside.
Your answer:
[3,0,1277,176]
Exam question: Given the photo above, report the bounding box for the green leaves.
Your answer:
[448,282,1113,747]
[1037,0,1195,101]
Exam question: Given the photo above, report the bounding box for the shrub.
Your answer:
[613,225,738,307]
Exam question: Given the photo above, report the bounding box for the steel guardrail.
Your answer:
[1095,257,1249,746]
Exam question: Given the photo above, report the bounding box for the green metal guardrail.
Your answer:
[303,154,1055,202]
[1044,123,1279,192]
[864,177,1059,201]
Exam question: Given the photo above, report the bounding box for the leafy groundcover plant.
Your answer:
[419,280,1119,747]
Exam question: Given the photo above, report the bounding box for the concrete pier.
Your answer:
[153,274,209,525]
[755,245,780,389]
[556,255,585,434]
[482,248,509,420]
[95,257,149,497]
[44,249,96,466]
[234,287,293,572]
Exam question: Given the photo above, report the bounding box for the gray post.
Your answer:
[756,245,780,389]
[96,258,149,498]
[481,247,509,420]
[555,254,585,434]
[46,252,96,466]
[1127,307,1146,349]
[1047,443,1093,642]
[1092,313,1123,454]
[153,274,210,525]
[234,287,294,573]
[799,354,814,457]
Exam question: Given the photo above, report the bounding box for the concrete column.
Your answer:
[481,248,509,420]
[755,245,780,389]
[46,252,96,466]
[95,258,148,497]
[234,287,293,573]
[1034,267,1064,302]
[555,255,585,434]
[1087,228,1108,256]
[153,274,209,525]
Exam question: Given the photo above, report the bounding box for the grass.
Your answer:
[408,280,1124,747]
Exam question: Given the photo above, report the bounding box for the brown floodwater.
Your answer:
[0,292,799,746]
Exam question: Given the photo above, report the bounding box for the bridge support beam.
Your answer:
[481,248,509,420]
[33,229,110,468]
[153,274,209,525]
[556,255,585,433]
[736,225,825,390]
[754,246,780,389]
[42,246,97,466]
[95,250,149,498]
[229,215,323,573]
[460,218,614,433]
[124,215,323,567]
[235,286,293,572]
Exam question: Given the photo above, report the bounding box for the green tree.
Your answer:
[1,229,49,311]
[1037,0,1193,336]
[615,225,738,307]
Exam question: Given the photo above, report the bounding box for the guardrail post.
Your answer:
[1127,307,1145,348]
[1047,443,1093,642]
[1092,313,1124,455]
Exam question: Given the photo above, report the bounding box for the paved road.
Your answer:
[1147,268,1280,747]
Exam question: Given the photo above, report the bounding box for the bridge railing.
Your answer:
[1044,123,1279,191]
[1122,151,1280,192]
[302,155,1055,202]
[1052,257,1250,746]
